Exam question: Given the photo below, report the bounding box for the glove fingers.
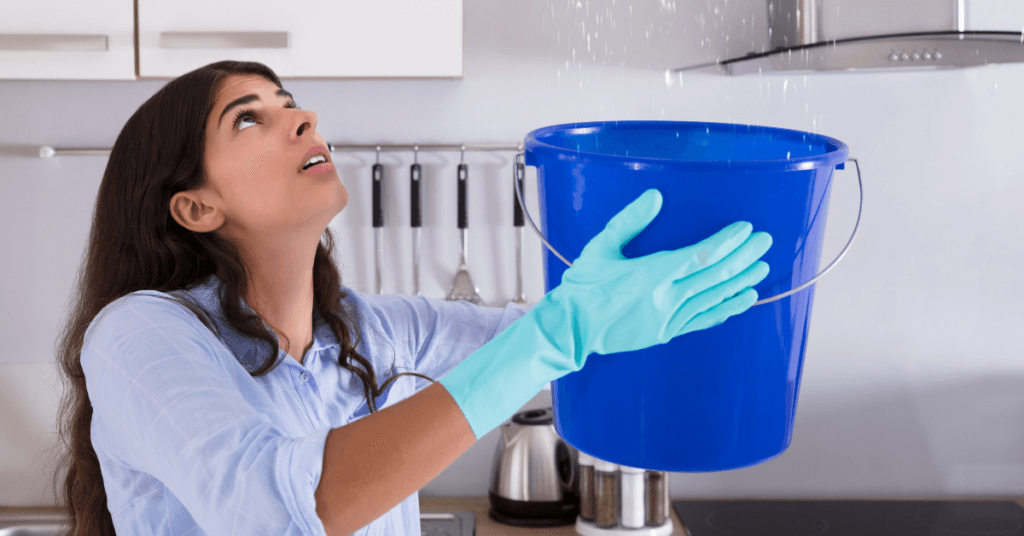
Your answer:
[677,288,759,335]
[583,188,663,259]
[666,221,753,281]
[687,230,771,286]
[665,260,769,336]
[666,230,772,305]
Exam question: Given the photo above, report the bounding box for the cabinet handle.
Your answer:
[159,31,289,49]
[0,34,108,51]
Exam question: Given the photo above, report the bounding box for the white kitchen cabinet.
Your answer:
[138,0,462,79]
[0,0,135,80]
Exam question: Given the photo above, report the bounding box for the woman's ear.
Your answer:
[169,190,224,233]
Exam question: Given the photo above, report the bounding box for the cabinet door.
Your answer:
[0,0,135,80]
[138,0,462,79]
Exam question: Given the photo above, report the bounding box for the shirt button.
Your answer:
[300,372,310,382]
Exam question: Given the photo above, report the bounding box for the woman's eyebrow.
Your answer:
[218,88,295,128]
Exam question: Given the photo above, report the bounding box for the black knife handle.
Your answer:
[372,163,383,228]
[513,162,525,228]
[457,163,468,229]
[410,163,422,228]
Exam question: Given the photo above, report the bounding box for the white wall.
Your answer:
[1,0,1022,506]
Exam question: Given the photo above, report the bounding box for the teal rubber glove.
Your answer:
[439,188,773,440]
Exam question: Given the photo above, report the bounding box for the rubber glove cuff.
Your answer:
[438,291,582,441]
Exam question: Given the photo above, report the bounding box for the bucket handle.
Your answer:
[513,152,864,306]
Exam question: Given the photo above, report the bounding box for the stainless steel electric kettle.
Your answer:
[487,407,580,527]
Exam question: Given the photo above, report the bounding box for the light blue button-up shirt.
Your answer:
[82,273,529,536]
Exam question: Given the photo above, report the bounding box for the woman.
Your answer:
[53,60,773,536]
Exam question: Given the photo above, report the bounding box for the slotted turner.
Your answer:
[445,161,483,305]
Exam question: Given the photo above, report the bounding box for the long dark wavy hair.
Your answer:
[51,60,436,535]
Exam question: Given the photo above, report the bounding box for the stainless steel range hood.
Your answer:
[677,0,1024,74]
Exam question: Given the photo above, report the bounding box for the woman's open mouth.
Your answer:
[303,161,336,174]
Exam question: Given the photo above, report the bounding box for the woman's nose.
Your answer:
[292,109,317,139]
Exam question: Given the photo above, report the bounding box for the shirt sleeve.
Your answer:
[81,293,330,536]
[353,293,532,387]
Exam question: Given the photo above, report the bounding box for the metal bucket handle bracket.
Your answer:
[513,152,864,306]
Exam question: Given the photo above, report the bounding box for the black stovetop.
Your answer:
[671,500,1024,536]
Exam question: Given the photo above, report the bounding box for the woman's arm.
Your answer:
[314,381,474,536]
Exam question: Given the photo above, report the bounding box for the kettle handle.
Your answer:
[557,442,576,494]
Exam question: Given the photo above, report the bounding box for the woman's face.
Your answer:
[176,73,348,246]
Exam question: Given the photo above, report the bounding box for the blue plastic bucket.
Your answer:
[517,121,862,472]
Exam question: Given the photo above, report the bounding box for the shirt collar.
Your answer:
[177,273,340,370]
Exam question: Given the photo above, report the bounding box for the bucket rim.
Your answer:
[524,120,850,172]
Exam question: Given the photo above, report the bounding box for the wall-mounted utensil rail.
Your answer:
[35,143,523,158]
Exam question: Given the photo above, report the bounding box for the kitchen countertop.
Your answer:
[420,496,686,536]
[418,497,1024,536]
[3,498,1023,535]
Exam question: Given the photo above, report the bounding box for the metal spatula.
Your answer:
[446,161,483,305]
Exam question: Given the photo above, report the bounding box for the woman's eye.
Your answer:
[232,102,299,132]
[234,110,257,131]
